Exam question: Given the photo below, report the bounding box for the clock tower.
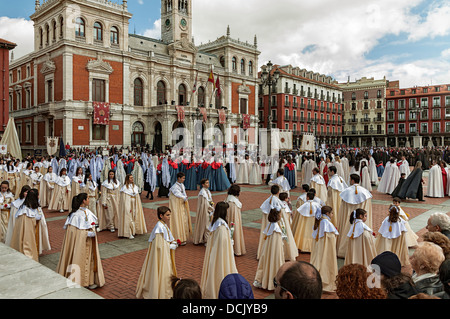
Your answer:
[161,0,193,44]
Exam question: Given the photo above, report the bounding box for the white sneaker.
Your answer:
[129,235,134,239]
[110,228,115,233]
[253,280,262,288]
[88,284,98,289]
[59,209,64,213]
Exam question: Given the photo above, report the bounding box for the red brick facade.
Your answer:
[386,83,450,147]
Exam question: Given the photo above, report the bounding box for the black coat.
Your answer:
[398,168,423,200]
[391,178,405,198]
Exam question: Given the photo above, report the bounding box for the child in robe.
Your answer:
[257,185,283,259]
[293,191,322,252]
[56,193,105,289]
[279,192,298,261]
[392,197,419,248]
[200,202,237,299]
[310,206,339,292]
[344,208,377,268]
[375,205,410,266]
[193,179,214,245]
[136,206,179,299]
[225,184,246,256]
[253,207,286,290]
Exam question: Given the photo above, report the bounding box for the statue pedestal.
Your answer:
[413,136,422,149]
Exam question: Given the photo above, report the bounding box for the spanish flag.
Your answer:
[208,66,215,84]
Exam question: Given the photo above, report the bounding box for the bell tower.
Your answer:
[161,0,193,44]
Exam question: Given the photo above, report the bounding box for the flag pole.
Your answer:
[189,71,198,106]
[208,65,215,107]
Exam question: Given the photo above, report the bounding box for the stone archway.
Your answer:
[131,121,145,147]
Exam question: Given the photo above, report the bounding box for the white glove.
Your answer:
[87,231,96,238]
[169,243,178,250]
[35,214,42,221]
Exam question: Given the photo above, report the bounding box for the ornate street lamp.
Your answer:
[261,61,280,129]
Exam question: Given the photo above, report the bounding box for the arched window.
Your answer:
[178,84,187,106]
[94,22,103,41]
[219,56,225,67]
[52,20,57,41]
[45,24,50,45]
[131,121,145,146]
[39,27,43,47]
[110,26,119,44]
[198,86,205,107]
[134,78,144,106]
[232,57,237,72]
[248,61,253,76]
[240,59,245,74]
[75,18,85,37]
[157,81,166,105]
[59,17,64,38]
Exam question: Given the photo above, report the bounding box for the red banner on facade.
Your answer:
[242,114,250,130]
[93,102,110,125]
[176,105,185,122]
[199,107,207,123]
[218,108,226,124]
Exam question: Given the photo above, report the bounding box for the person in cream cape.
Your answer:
[136,206,179,299]
[48,168,72,213]
[326,166,348,227]
[56,193,105,289]
[9,189,51,262]
[117,174,147,239]
[336,173,373,258]
[200,202,237,299]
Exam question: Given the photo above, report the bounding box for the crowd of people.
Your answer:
[0,144,449,300]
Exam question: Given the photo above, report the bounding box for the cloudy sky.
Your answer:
[1,0,450,87]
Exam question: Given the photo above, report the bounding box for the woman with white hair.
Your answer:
[410,241,445,296]
[426,212,450,240]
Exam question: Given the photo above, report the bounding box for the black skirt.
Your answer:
[157,174,170,197]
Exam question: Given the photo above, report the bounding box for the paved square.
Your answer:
[33,171,450,299]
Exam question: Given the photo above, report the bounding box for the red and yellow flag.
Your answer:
[215,76,221,96]
[208,66,215,84]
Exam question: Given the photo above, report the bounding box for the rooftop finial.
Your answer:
[254,34,257,47]
[227,25,230,37]
[35,0,40,10]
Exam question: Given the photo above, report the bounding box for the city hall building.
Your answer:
[8,0,260,156]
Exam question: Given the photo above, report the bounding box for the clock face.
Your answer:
[180,18,187,27]
[165,19,171,26]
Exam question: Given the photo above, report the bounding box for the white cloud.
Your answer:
[0,17,34,60]
[442,48,450,59]
[143,19,161,40]
[408,2,450,41]
[191,0,449,87]
[2,0,450,89]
